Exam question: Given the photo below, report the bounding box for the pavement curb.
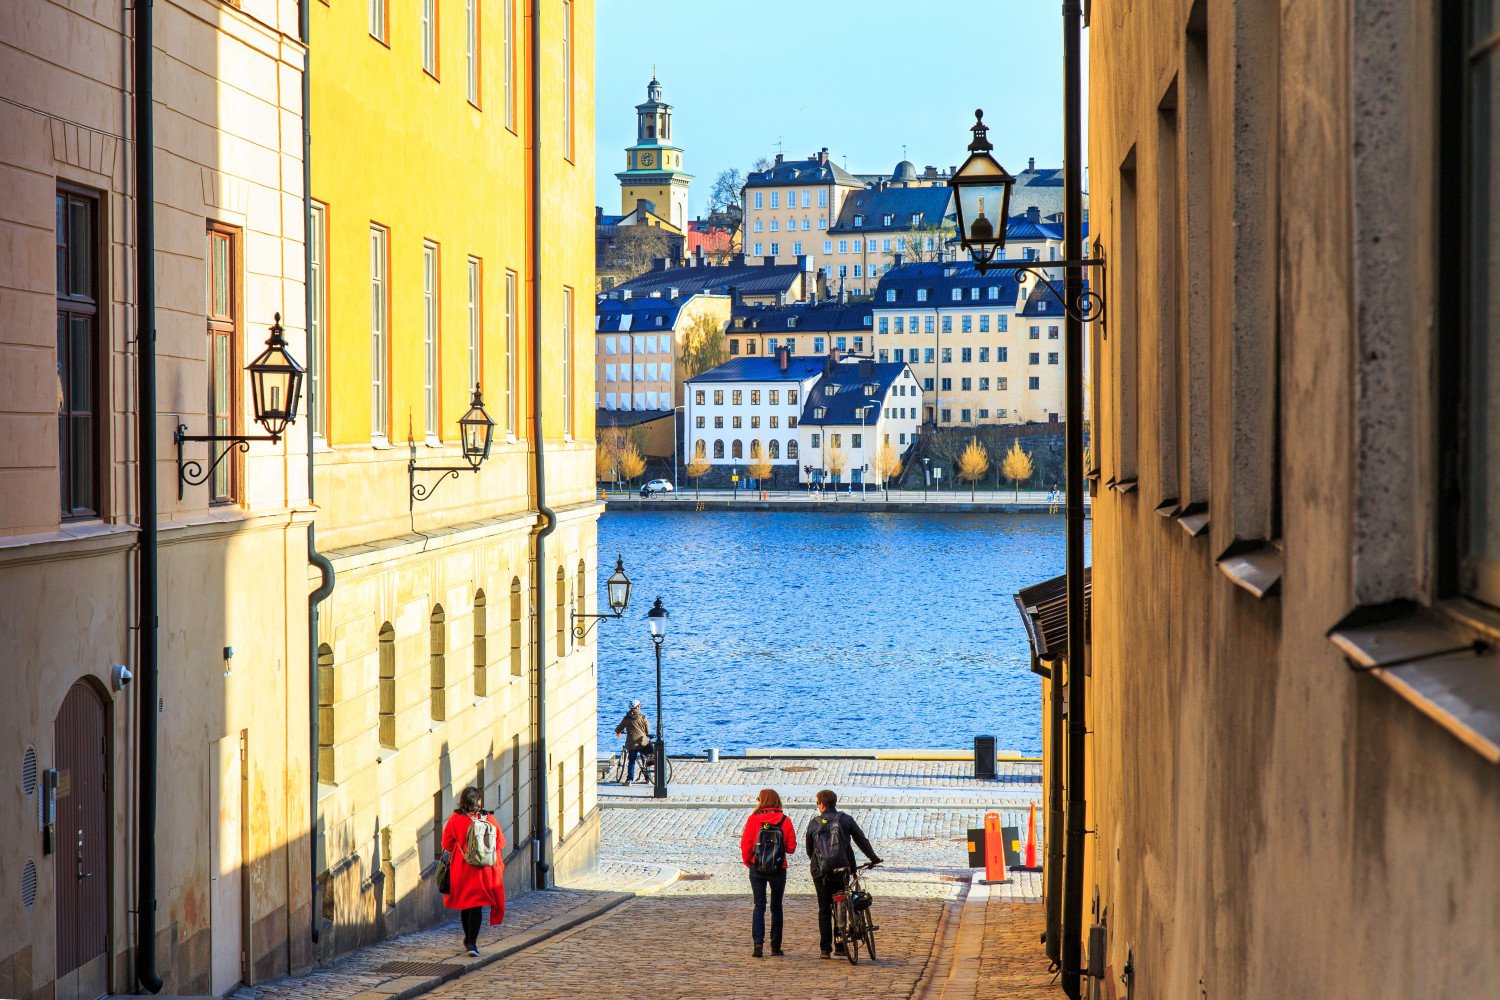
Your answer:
[372,890,633,1000]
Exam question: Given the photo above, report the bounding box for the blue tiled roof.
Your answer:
[594,296,691,332]
[730,299,872,333]
[1018,281,1093,318]
[685,355,827,384]
[829,186,953,234]
[604,260,805,300]
[871,261,1023,306]
[800,361,911,427]
[745,154,863,188]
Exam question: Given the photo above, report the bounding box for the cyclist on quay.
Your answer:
[805,788,881,959]
[613,700,651,783]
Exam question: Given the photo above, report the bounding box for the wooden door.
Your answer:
[53,681,109,999]
[210,733,248,994]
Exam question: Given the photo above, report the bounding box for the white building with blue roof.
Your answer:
[683,352,825,482]
[797,357,923,487]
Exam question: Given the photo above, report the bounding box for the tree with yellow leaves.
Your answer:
[596,426,627,488]
[825,443,848,500]
[684,441,711,500]
[747,442,773,491]
[875,440,903,501]
[1002,438,1035,501]
[618,440,646,487]
[957,437,990,502]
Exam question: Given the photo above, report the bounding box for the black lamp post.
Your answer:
[572,555,633,639]
[646,597,669,799]
[408,384,496,509]
[175,313,305,499]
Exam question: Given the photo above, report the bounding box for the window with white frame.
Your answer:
[370,224,388,439]
[422,0,437,75]
[370,0,386,42]
[465,0,479,105]
[423,243,440,437]
[505,269,518,435]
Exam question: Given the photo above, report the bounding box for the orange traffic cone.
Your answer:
[1021,802,1042,871]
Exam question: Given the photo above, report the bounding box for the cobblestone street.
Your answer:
[233,757,1056,999]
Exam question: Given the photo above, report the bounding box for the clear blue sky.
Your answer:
[594,0,1086,220]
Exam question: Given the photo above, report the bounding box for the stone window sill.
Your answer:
[1216,539,1283,599]
[1327,601,1500,763]
[1177,502,1209,537]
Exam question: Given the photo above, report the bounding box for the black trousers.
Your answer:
[813,872,848,953]
[748,869,786,947]
[460,906,484,948]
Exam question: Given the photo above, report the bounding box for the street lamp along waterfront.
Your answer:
[646,597,669,799]
[571,554,633,640]
[174,312,305,499]
[408,383,496,510]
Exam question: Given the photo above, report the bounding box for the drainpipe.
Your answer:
[1044,650,1064,964]
[1060,2,1089,996]
[527,0,557,891]
[300,0,336,948]
[132,0,164,992]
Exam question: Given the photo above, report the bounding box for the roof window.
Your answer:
[853,215,864,227]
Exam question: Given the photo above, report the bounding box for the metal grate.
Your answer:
[375,961,465,977]
[737,766,773,773]
[21,859,37,909]
[21,746,37,795]
[780,765,818,772]
[677,872,713,881]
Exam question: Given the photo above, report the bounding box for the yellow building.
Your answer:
[742,151,865,265]
[308,0,600,960]
[616,76,692,231]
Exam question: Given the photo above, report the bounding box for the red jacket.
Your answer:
[441,811,506,922]
[740,807,797,869]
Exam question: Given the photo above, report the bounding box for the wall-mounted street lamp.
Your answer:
[948,110,1106,326]
[646,596,669,799]
[175,313,304,500]
[408,384,495,510]
[571,555,633,640]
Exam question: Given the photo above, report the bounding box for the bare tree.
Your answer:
[890,219,951,265]
[709,168,744,215]
[678,314,729,379]
[750,155,773,173]
[598,226,679,291]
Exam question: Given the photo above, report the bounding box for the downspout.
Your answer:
[527,0,557,891]
[1044,650,1064,964]
[1060,2,1089,996]
[301,0,336,947]
[133,0,164,992]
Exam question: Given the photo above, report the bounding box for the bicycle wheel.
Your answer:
[860,906,877,961]
[835,899,859,965]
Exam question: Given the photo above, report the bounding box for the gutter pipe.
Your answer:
[300,0,336,947]
[1060,2,1089,996]
[133,0,164,991]
[527,0,557,891]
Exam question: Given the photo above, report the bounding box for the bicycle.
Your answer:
[609,739,674,785]
[831,860,880,965]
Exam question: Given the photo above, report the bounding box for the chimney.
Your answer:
[668,286,679,299]
[595,205,603,222]
[858,358,874,378]
[733,252,747,267]
[839,287,848,304]
[798,253,811,272]
[778,346,790,372]
[728,284,743,310]
[655,256,672,271]
[1028,156,1035,171]
[829,347,842,364]
[774,152,784,165]
[893,252,904,268]
[764,255,776,267]
[819,147,830,165]
[1027,205,1041,223]
[695,245,705,266]
[622,289,632,300]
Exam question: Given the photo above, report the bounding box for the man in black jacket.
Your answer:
[805,789,881,958]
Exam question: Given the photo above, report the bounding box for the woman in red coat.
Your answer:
[740,788,797,958]
[442,786,506,956]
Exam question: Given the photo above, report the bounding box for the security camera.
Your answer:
[112,664,134,691]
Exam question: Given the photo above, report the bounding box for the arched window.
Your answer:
[732,440,743,459]
[510,577,523,677]
[768,440,780,459]
[750,440,762,459]
[430,605,446,721]
[787,440,799,460]
[693,439,706,459]
[575,560,587,648]
[473,590,488,698]
[317,643,336,779]
[378,623,396,748]
[713,440,724,459]
[554,566,566,658]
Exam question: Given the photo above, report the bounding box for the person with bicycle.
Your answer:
[740,788,798,958]
[805,788,881,959]
[613,700,651,783]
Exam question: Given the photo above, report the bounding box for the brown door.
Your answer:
[54,680,109,999]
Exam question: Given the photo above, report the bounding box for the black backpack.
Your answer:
[813,814,847,878]
[751,818,787,877]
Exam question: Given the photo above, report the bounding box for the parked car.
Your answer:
[640,479,674,497]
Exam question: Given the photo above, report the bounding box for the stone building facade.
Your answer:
[1081,0,1500,996]
[0,0,311,996]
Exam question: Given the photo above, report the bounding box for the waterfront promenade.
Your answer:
[604,486,1086,515]
[231,755,1053,1000]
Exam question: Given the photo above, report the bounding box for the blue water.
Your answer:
[595,510,1083,756]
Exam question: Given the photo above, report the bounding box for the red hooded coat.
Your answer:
[441,811,506,922]
[740,807,797,870]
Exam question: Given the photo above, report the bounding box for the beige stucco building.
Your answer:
[1074,0,1500,996]
[742,151,864,267]
[0,0,312,997]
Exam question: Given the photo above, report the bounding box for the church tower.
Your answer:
[617,74,693,231]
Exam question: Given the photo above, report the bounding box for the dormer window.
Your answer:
[882,214,894,226]
[864,384,875,396]
[910,213,921,225]
[853,215,864,227]
[862,316,872,326]
[787,318,796,328]
[917,289,928,302]
[826,385,840,396]
[814,407,826,419]
[885,289,897,303]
